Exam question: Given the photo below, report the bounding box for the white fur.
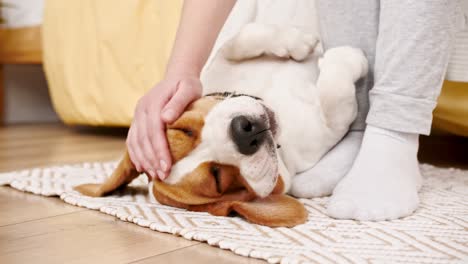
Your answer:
[166,23,368,197]
[165,142,213,185]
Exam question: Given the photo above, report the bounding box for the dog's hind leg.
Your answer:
[222,23,319,62]
[316,47,369,131]
[74,151,141,197]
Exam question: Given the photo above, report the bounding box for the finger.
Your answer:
[136,112,160,179]
[126,123,143,172]
[127,143,140,172]
[148,119,172,180]
[129,120,154,175]
[161,80,199,123]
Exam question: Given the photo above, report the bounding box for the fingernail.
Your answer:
[160,160,168,171]
[157,170,165,180]
[162,109,175,121]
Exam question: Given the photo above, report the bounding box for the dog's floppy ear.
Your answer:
[74,151,140,197]
[234,194,308,227]
[190,178,308,227]
[234,175,307,227]
[191,194,307,227]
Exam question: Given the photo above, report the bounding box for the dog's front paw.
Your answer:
[223,23,319,61]
[272,28,319,61]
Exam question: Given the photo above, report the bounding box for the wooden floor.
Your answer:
[0,124,467,264]
[0,124,263,264]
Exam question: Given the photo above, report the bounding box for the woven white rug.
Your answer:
[0,162,467,264]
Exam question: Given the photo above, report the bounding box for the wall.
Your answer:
[2,0,44,28]
[4,65,59,124]
[2,0,56,124]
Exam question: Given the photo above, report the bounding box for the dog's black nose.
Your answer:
[230,115,268,155]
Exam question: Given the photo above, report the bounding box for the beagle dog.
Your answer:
[75,23,368,227]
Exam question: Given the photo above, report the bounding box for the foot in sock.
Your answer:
[290,131,363,198]
[327,125,422,221]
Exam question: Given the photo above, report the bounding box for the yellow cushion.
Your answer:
[433,81,468,136]
[43,0,182,126]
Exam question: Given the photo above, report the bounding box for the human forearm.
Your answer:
[129,1,236,178]
[165,0,237,78]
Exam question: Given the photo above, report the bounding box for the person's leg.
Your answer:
[291,0,378,198]
[328,0,464,220]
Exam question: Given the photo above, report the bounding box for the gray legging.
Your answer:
[316,0,465,135]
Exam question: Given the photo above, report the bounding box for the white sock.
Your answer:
[327,125,422,221]
[290,131,363,198]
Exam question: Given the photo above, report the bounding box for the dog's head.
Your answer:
[75,93,307,227]
[153,93,307,227]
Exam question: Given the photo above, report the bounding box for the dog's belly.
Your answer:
[202,55,343,176]
[203,55,318,97]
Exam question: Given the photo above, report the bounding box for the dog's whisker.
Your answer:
[252,127,271,136]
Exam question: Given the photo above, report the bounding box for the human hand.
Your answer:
[126,76,202,180]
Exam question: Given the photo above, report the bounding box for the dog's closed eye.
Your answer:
[179,128,194,137]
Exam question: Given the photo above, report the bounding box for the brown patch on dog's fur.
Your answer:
[166,97,220,163]
[152,162,255,205]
